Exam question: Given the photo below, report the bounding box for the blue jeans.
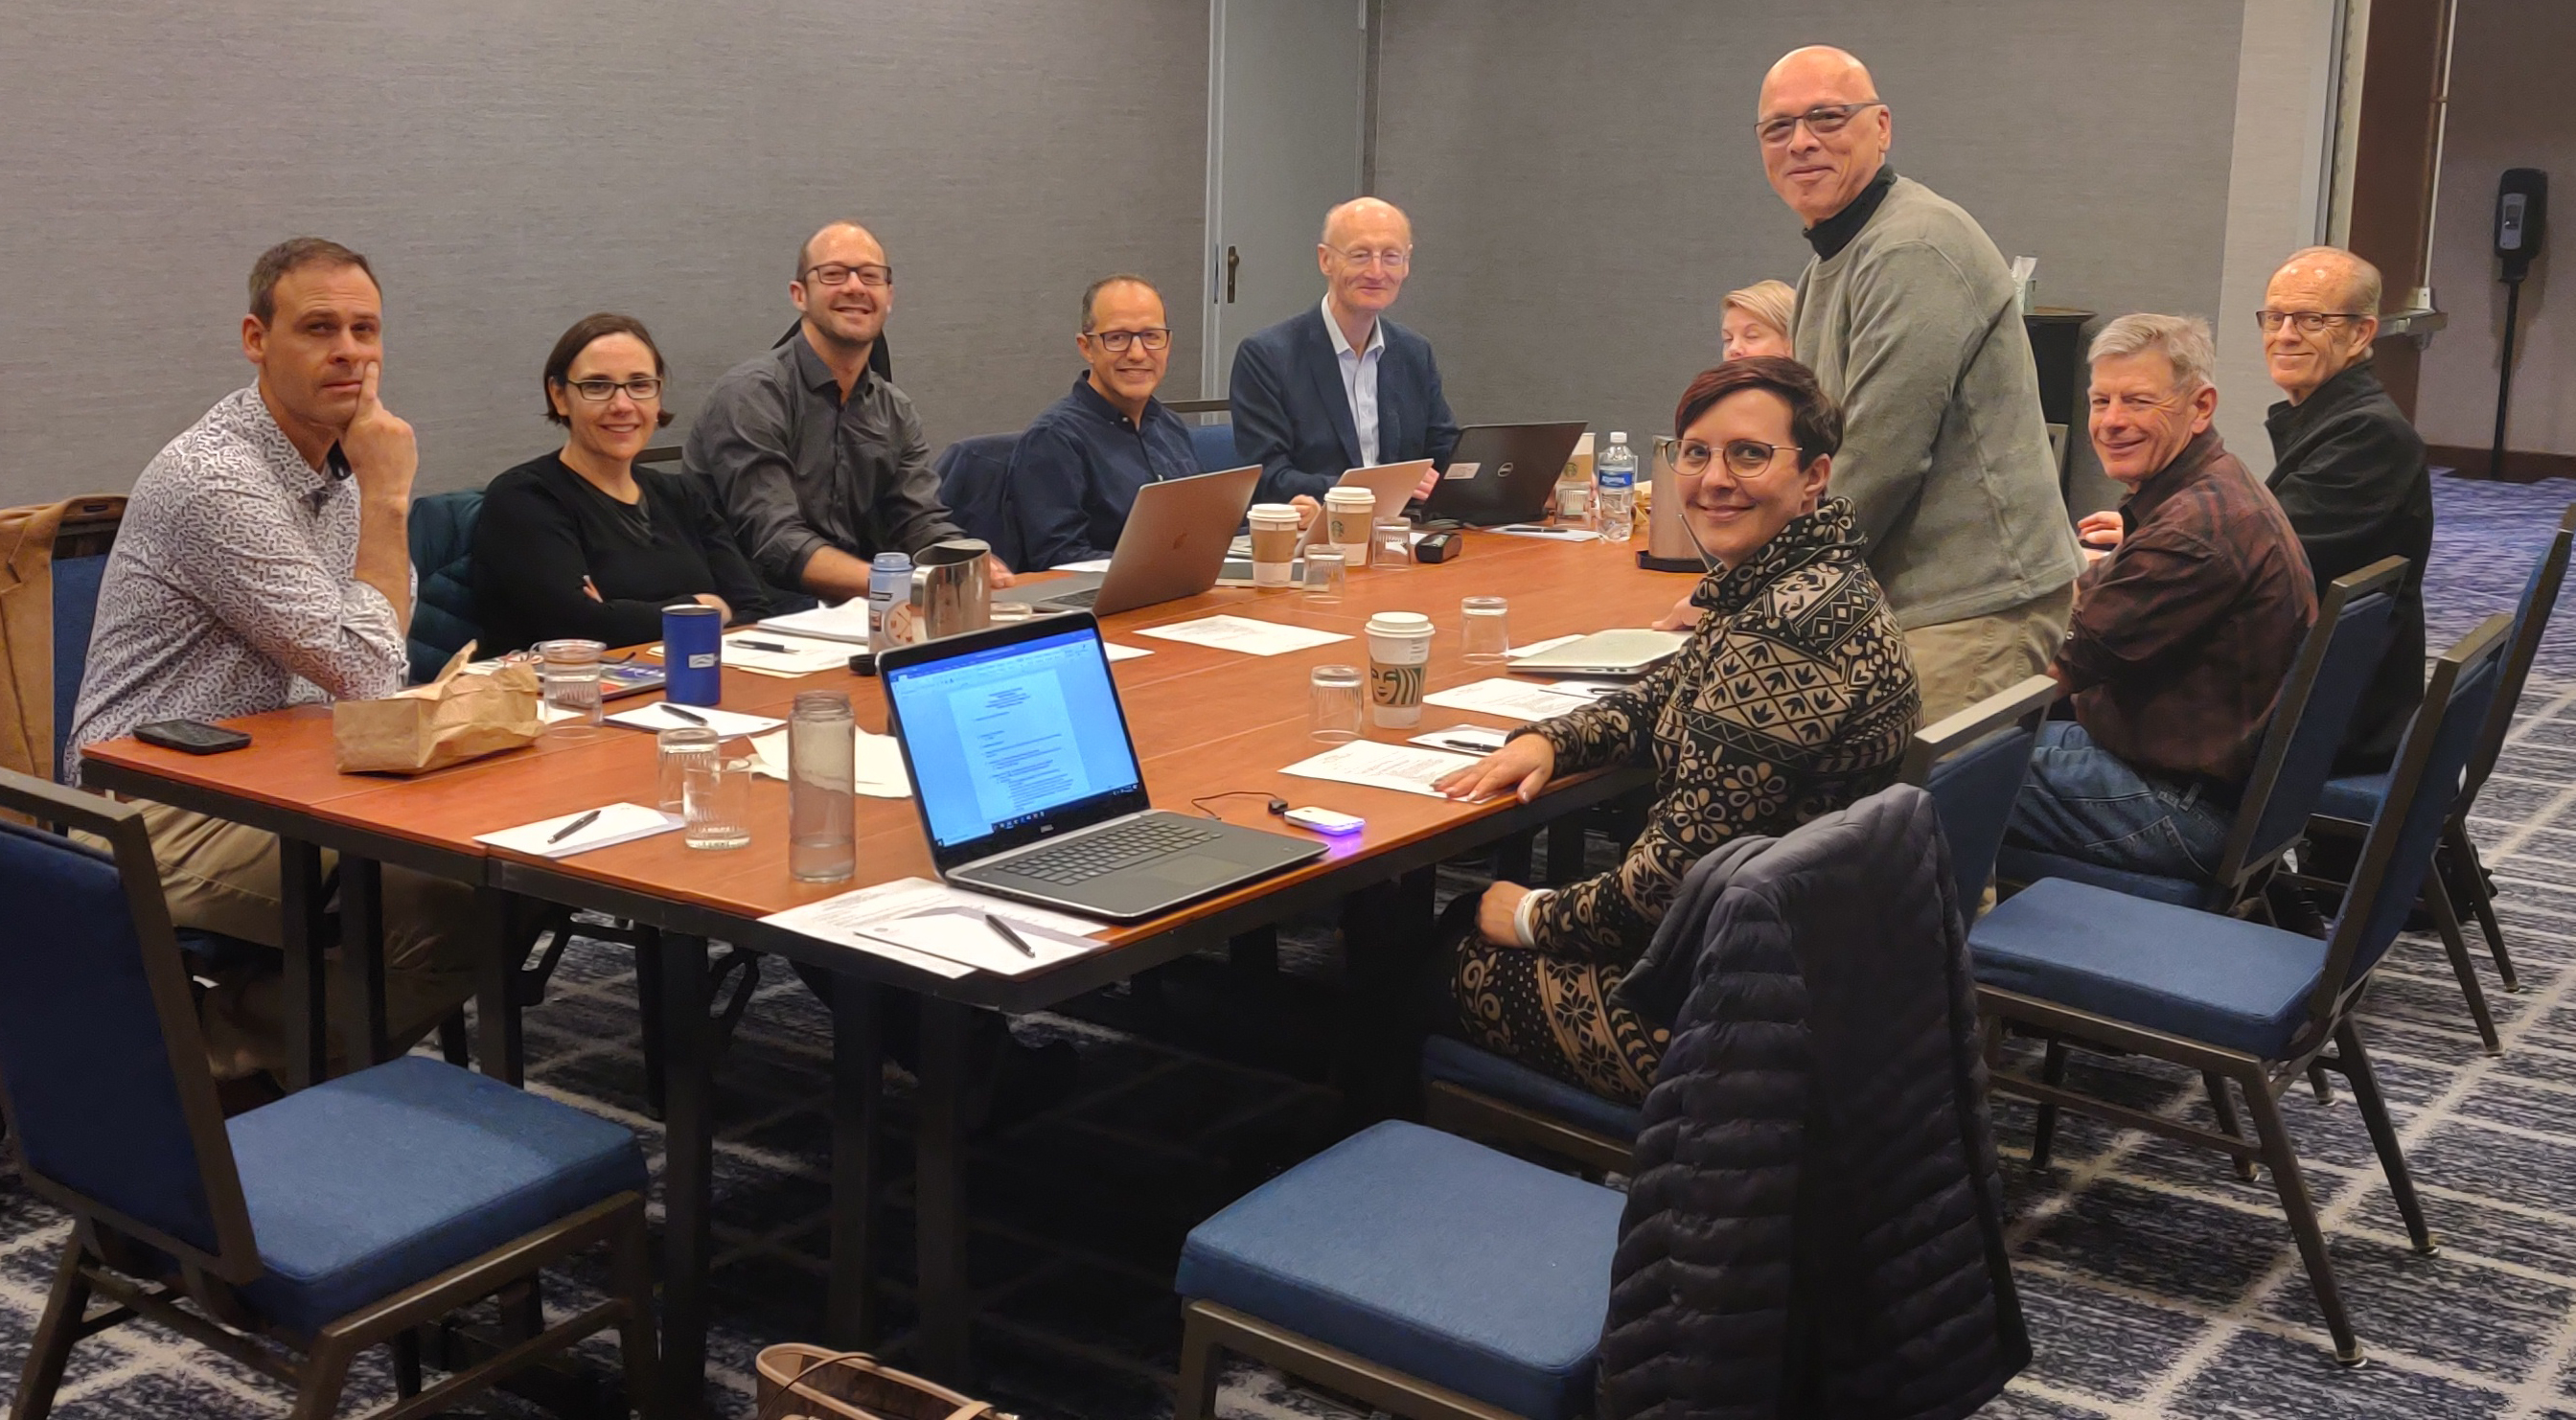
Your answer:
[2006,721,2234,881]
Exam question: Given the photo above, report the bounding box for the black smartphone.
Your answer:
[134,719,253,755]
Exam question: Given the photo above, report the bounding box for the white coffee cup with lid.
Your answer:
[1324,487,1377,564]
[1364,611,1435,728]
[1247,502,1301,586]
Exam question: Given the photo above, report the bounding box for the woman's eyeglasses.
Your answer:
[1671,438,1801,479]
[563,378,662,401]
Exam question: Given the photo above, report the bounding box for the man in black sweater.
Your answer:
[2262,246,2434,772]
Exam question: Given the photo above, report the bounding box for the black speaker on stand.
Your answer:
[2489,168,2548,480]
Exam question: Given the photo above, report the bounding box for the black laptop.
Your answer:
[1418,421,1589,526]
[876,613,1325,921]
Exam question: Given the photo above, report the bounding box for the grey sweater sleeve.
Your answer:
[1820,239,1995,555]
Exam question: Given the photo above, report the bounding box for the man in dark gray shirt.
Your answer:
[687,220,1011,599]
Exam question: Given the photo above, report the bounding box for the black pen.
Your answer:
[983,912,1036,957]
[1439,738,1501,753]
[733,639,796,653]
[662,704,708,726]
[546,809,602,844]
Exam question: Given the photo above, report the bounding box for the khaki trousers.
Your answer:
[1902,583,2078,724]
[89,801,482,1081]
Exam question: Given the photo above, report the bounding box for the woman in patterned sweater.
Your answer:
[1433,357,1920,1104]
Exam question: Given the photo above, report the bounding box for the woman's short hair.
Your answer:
[2086,313,2216,394]
[1674,356,1843,463]
[1721,279,1796,340]
[542,312,674,427]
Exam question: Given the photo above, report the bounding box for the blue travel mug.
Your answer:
[662,604,723,705]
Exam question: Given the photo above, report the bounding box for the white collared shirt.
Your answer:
[1322,296,1386,468]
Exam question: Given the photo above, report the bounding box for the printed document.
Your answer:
[1280,741,1487,798]
[761,877,1107,978]
[1134,615,1351,656]
[1422,677,1596,722]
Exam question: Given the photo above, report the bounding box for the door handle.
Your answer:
[1225,245,1239,304]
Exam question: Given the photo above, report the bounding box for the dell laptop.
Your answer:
[1418,422,1589,527]
[877,613,1325,921]
[1000,464,1260,617]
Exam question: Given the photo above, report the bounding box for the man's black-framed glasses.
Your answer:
[804,263,893,289]
[1755,101,1884,147]
[1085,327,1172,354]
[2254,309,2366,334]
[562,377,663,401]
[1672,437,1802,479]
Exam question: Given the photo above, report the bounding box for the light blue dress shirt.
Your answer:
[1322,296,1387,467]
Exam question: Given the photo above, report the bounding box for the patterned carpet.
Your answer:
[5,473,2575,1420]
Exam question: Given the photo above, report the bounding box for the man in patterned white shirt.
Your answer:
[67,238,477,1086]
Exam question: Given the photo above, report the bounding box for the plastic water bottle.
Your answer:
[1596,432,1637,543]
[867,552,911,654]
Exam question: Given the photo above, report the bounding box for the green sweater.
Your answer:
[1792,176,2082,630]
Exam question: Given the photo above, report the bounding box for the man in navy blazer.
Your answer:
[1230,197,1460,505]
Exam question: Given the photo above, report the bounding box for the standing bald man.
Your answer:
[1760,47,2082,720]
[1230,197,1460,504]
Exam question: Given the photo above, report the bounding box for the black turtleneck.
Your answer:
[1804,165,1897,260]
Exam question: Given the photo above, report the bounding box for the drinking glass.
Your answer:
[656,724,721,813]
[1302,547,1347,603]
[535,638,607,735]
[789,692,857,882]
[682,752,754,850]
[1310,664,1365,742]
[1372,518,1414,570]
[1461,597,1510,662]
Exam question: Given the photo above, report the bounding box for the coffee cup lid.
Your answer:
[1249,502,1298,518]
[1366,611,1434,636]
[1325,486,1376,503]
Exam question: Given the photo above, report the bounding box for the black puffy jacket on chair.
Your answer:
[1598,785,2026,1420]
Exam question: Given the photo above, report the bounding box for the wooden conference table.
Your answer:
[80,523,1698,1409]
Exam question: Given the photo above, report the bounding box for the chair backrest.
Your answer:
[1189,420,1239,475]
[1,494,123,786]
[933,432,1026,570]
[2212,556,2406,888]
[0,768,258,1280]
[406,487,486,682]
[52,552,110,777]
[2461,504,2575,803]
[1902,675,2057,912]
[2311,614,2512,1021]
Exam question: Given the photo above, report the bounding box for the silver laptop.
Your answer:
[1220,458,1437,580]
[1000,464,1259,616]
[877,614,1325,922]
[1506,629,1690,676]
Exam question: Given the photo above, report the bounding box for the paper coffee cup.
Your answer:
[1325,488,1376,561]
[1248,502,1300,587]
[1365,611,1435,727]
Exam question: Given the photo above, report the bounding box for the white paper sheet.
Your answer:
[718,632,857,675]
[1407,723,1510,754]
[1133,615,1351,657]
[475,802,684,858]
[862,908,1102,977]
[758,599,875,645]
[1050,558,1115,573]
[1544,679,1627,699]
[746,726,913,798]
[1104,643,1153,662]
[759,877,1109,979]
[1421,677,1596,722]
[1488,524,1600,542]
[605,702,785,737]
[1279,741,1486,798]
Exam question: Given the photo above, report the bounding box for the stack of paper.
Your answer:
[605,703,785,736]
[1134,615,1350,657]
[475,803,684,858]
[760,877,1107,978]
[1422,677,1596,722]
[1280,741,1486,799]
[758,599,875,646]
[718,632,854,676]
[747,726,912,797]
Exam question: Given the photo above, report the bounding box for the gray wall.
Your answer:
[1373,0,2247,515]
[0,0,1208,506]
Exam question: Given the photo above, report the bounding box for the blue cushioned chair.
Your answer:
[1971,613,2511,1365]
[1189,420,1240,475]
[1175,1120,1624,1420]
[0,767,659,1420]
[2311,504,2572,1009]
[1417,676,2059,1176]
[1997,556,2404,918]
[933,432,1025,571]
[406,488,485,683]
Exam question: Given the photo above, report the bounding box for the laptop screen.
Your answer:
[882,624,1144,853]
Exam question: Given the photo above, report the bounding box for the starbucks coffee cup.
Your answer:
[1324,487,1377,564]
[1365,611,1435,728]
[1247,503,1301,586]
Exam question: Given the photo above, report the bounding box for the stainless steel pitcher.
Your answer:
[903,538,993,643]
[1646,437,1703,568]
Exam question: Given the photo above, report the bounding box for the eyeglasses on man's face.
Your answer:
[1332,247,1410,272]
[1084,327,1172,355]
[1672,438,1802,479]
[562,377,663,402]
[804,263,893,289]
[2254,309,2365,335]
[1755,101,1884,148]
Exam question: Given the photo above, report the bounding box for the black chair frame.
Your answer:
[1982,614,2510,1365]
[0,770,660,1420]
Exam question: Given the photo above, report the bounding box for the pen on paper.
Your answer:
[733,639,794,653]
[546,809,602,844]
[983,913,1037,957]
[662,704,708,726]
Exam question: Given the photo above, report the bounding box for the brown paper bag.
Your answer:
[333,643,542,774]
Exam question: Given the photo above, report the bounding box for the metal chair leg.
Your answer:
[2240,1064,2363,1364]
[2308,1063,2337,1106]
[2029,1039,2069,1171]
[391,1329,424,1398]
[2203,1071,2259,1181]
[12,1237,94,1420]
[2335,1019,2437,1255]
[2447,822,2518,992]
[2428,875,2502,1055]
[1174,1304,1224,1420]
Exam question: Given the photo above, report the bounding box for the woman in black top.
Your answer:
[474,313,768,653]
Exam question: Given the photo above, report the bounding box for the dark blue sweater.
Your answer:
[1007,374,1202,569]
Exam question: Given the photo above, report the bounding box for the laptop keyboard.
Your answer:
[1000,817,1220,885]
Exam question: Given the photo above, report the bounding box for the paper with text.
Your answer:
[1422,678,1596,722]
[1133,615,1351,657]
[1280,741,1486,798]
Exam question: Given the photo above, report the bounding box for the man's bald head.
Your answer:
[1759,45,1875,113]
[1322,197,1413,249]
[1755,44,1893,226]
[2270,245,2382,316]
[2262,245,2382,403]
[797,220,884,280]
[1317,197,1414,325]
[792,221,894,364]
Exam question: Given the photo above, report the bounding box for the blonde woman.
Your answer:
[1721,280,1796,360]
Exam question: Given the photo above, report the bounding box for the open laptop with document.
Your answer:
[877,613,1325,921]
[1417,422,1587,527]
[999,464,1259,617]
